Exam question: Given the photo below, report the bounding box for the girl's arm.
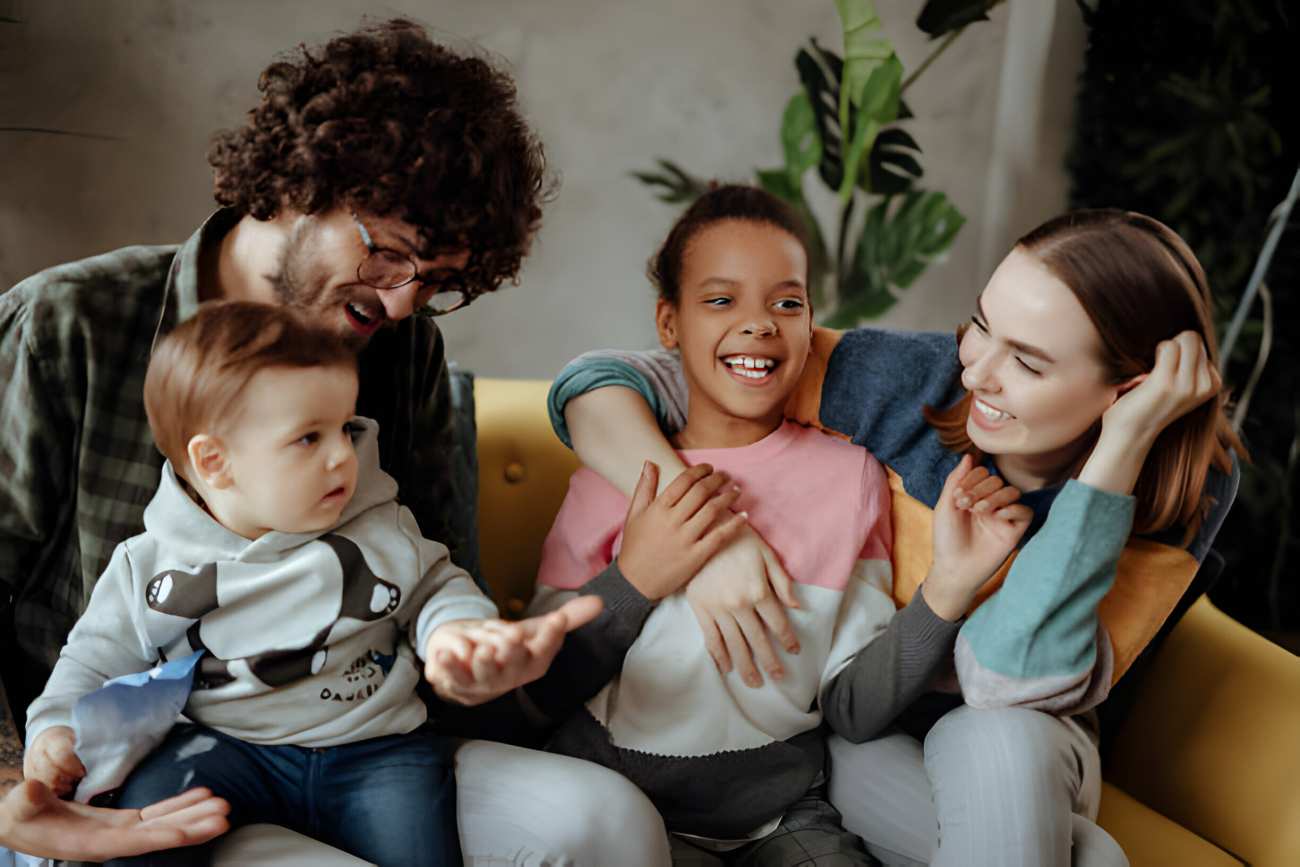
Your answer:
[822,594,960,743]
[957,332,1223,713]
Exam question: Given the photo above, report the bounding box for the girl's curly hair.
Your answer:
[208,18,549,296]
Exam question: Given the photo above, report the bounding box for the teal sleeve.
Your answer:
[547,356,670,449]
[955,480,1134,712]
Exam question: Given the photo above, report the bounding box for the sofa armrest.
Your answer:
[1105,596,1300,867]
[474,378,579,617]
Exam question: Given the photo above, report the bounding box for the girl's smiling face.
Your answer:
[656,219,812,449]
[959,248,1123,487]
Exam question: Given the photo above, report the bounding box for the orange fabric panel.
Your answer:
[884,467,1198,684]
[783,326,843,433]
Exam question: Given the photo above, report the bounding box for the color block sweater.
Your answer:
[531,422,896,841]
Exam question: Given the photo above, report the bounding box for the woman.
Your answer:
[546,210,1243,866]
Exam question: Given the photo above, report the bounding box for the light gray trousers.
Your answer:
[827,706,1129,867]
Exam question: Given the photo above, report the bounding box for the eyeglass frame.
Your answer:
[351,213,476,317]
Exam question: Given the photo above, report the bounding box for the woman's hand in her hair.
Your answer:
[923,455,1033,622]
[684,526,801,688]
[1081,330,1221,496]
[1102,330,1221,441]
[617,461,749,602]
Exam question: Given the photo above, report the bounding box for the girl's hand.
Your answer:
[685,527,800,688]
[617,461,748,601]
[923,455,1033,621]
[423,595,604,705]
[23,725,85,797]
[1102,330,1220,440]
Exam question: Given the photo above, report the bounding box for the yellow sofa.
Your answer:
[474,377,1300,867]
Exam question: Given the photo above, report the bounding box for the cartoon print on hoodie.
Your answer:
[146,534,403,688]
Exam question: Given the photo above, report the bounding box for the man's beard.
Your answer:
[268,226,370,350]
[269,223,315,308]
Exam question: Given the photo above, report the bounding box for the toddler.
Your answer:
[25,301,597,866]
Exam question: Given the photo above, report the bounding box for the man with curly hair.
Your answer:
[0,18,670,865]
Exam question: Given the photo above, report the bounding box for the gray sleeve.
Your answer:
[408,507,500,657]
[519,561,654,724]
[430,561,652,743]
[25,544,155,745]
[821,591,961,743]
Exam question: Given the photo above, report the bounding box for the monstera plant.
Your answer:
[634,0,1002,326]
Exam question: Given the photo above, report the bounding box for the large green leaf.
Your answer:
[835,0,893,123]
[833,190,965,322]
[837,54,902,203]
[916,0,994,38]
[865,127,923,195]
[833,0,893,195]
[755,168,801,203]
[780,91,822,185]
[796,41,846,189]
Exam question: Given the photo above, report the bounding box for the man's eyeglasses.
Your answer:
[352,214,473,316]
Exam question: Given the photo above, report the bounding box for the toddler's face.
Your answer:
[658,219,812,435]
[212,364,360,538]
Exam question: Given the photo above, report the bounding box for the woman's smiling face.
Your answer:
[958,247,1123,485]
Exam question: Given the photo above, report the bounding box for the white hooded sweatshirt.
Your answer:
[27,417,496,751]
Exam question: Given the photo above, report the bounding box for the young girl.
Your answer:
[549,209,1240,866]
[530,185,1030,865]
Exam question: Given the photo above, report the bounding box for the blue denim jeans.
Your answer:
[105,723,460,867]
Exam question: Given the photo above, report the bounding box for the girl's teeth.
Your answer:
[724,356,775,370]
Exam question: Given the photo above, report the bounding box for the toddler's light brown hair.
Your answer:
[144,301,356,475]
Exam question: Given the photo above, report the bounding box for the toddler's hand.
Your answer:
[23,725,85,797]
[424,595,603,706]
[923,455,1032,621]
[618,461,748,600]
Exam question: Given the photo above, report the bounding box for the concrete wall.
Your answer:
[0,0,1083,377]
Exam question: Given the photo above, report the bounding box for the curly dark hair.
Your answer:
[208,18,549,296]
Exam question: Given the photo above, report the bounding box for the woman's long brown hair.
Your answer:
[923,210,1247,539]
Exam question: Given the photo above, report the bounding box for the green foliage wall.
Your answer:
[1069,0,1298,634]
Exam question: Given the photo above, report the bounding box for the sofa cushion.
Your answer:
[473,378,580,615]
[1097,783,1241,866]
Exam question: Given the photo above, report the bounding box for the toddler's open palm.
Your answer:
[423,595,603,705]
